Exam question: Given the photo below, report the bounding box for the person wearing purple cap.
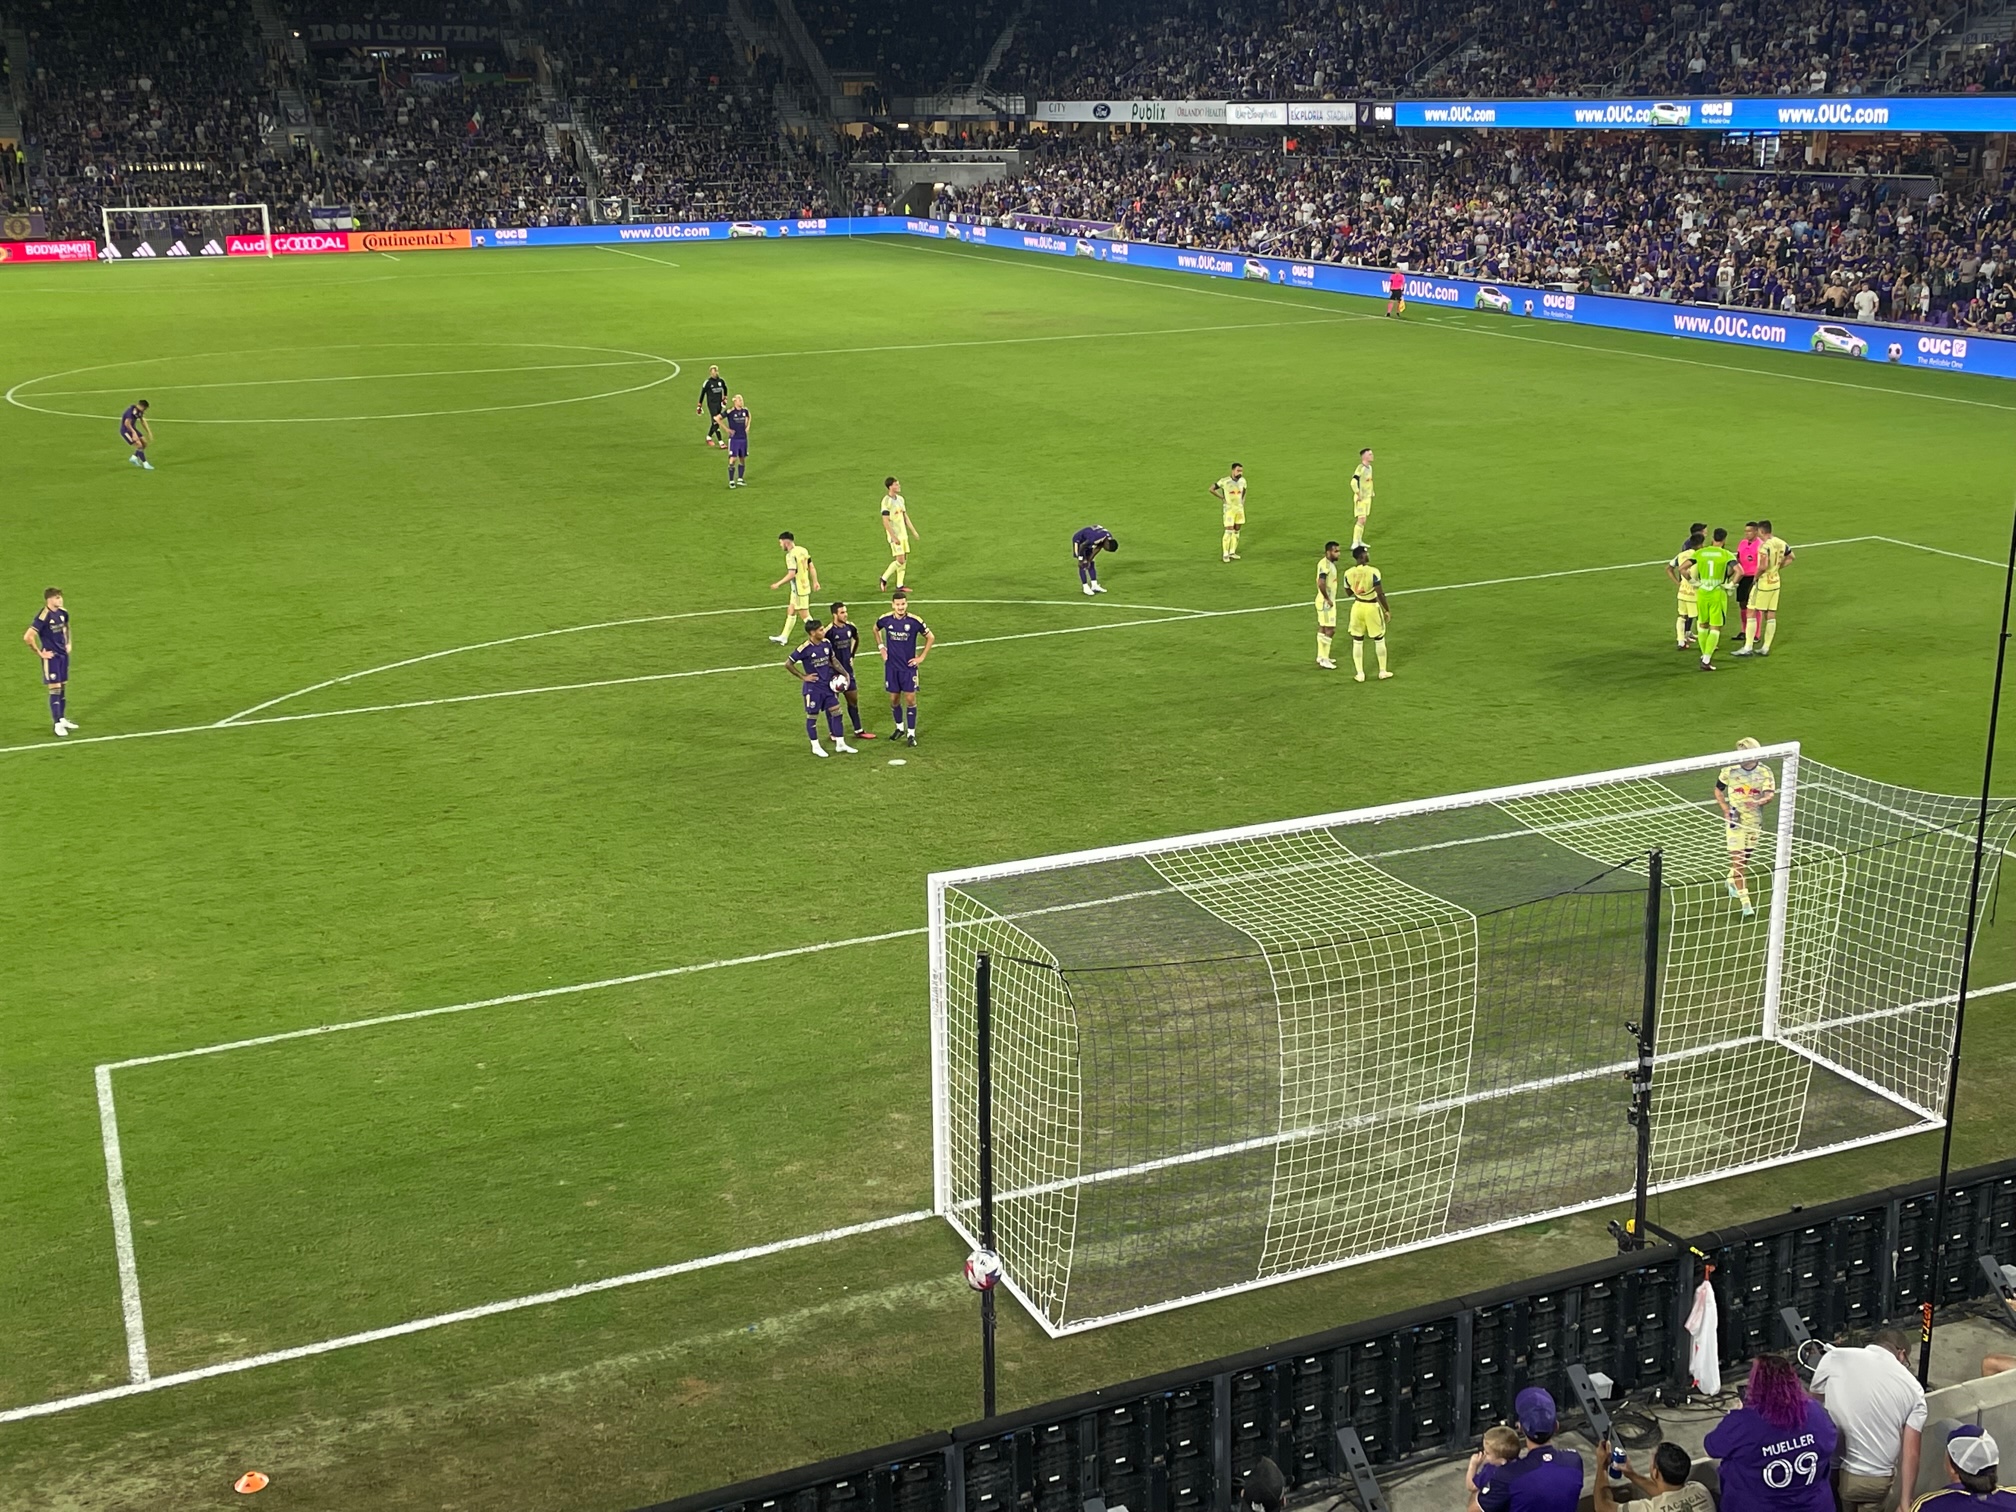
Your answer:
[1704,1354,1839,1512]
[1478,1387,1585,1512]
[1910,1427,2016,1512]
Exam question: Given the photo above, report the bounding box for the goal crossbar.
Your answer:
[101,203,273,257]
[929,741,2012,1334]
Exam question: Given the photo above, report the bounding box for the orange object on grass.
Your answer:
[234,1471,269,1494]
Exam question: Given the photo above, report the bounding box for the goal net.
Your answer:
[928,743,2016,1335]
[100,203,273,260]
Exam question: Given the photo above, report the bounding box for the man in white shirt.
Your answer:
[1810,1328,1926,1512]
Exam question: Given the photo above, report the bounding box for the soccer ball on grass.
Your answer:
[963,1247,1003,1292]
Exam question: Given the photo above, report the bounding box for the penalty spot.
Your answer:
[888,758,907,766]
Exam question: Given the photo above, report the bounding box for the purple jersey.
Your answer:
[1072,525,1112,558]
[1703,1402,1838,1512]
[790,637,838,710]
[120,404,145,436]
[1476,1446,1583,1512]
[826,621,862,670]
[1913,1488,2016,1512]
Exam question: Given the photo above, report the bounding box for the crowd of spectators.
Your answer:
[928,127,2016,328]
[990,0,2008,104]
[792,0,1018,97]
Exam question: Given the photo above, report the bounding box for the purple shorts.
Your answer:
[42,653,68,685]
[884,660,918,695]
[802,682,838,714]
[729,437,748,458]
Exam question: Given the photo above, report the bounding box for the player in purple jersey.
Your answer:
[23,587,75,737]
[1911,1427,2016,1512]
[120,400,153,470]
[1703,1355,1838,1512]
[724,395,750,488]
[874,588,933,746]
[825,602,876,740]
[787,619,857,758]
[1072,525,1118,594]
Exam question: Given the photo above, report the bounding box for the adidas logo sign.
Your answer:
[199,239,224,256]
[133,241,157,257]
[101,243,123,260]
[166,240,191,257]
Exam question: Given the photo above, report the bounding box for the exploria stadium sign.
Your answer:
[1037,100,1357,125]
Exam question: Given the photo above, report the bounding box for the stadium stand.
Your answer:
[929,132,2016,328]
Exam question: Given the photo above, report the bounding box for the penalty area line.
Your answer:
[0,1208,935,1425]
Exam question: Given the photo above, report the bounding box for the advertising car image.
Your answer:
[1649,101,1692,126]
[1243,257,1272,281]
[1811,324,1869,358]
[1474,284,1514,313]
[729,222,769,238]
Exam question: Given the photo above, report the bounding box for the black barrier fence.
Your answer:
[648,1155,2016,1512]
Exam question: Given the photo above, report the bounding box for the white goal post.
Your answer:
[928,742,2014,1335]
[100,203,273,258]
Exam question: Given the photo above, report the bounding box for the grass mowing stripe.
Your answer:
[30,358,664,398]
[2,1209,937,1426]
[1,537,1939,760]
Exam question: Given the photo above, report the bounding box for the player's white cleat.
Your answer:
[1378,671,1394,680]
[1090,582,1107,594]
[1082,583,1096,595]
[1354,672,1366,683]
[1733,646,1755,657]
[835,738,857,754]
[128,456,142,467]
[1227,552,1240,560]
[810,740,829,758]
[142,461,154,470]
[1317,658,1336,669]
[52,723,67,737]
[1223,554,1233,563]
[768,633,788,644]
[56,718,77,732]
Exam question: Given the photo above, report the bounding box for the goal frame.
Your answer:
[927,741,1948,1336]
[101,203,273,257]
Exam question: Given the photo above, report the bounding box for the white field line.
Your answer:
[596,245,681,267]
[3,536,1933,760]
[93,1066,150,1383]
[217,597,1205,725]
[34,359,661,399]
[0,1208,935,1425]
[898,240,2016,413]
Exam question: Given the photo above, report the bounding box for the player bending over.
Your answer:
[24,587,75,737]
[1689,528,1738,671]
[788,620,857,758]
[1212,463,1246,561]
[879,478,920,590]
[724,394,750,487]
[825,601,875,740]
[121,399,153,470]
[697,366,729,447]
[1667,523,1706,649]
[769,532,819,644]
[1072,525,1118,594]
[1736,520,1793,658]
[1715,738,1776,917]
[1350,448,1374,550]
[1344,544,1392,682]
[1315,541,1342,669]
[875,588,933,747]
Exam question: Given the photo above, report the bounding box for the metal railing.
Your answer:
[644,1153,2016,1512]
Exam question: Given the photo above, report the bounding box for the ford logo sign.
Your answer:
[1093,103,1111,119]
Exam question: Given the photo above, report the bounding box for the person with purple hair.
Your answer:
[1706,1354,1840,1512]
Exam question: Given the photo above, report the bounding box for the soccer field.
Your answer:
[5,235,2016,1512]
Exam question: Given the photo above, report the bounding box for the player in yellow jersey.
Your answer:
[877,477,920,591]
[1715,737,1777,918]
[1666,523,1705,649]
[1343,543,1392,681]
[1315,540,1342,668]
[1211,462,1247,561]
[1735,518,1793,658]
[1349,448,1375,549]
[768,531,820,644]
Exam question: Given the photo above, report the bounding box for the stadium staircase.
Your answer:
[0,26,25,153]
[1887,0,2016,88]
[249,0,324,155]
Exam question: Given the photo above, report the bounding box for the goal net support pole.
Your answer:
[99,203,273,256]
[930,742,2016,1336]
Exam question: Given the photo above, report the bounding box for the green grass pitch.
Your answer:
[3,234,2016,1511]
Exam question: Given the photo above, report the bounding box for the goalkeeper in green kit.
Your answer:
[1689,528,1739,672]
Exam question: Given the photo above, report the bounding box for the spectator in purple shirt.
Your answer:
[1479,1387,1586,1512]
[1911,1426,2016,1512]
[1705,1354,1840,1512]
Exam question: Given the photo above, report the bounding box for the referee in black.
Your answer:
[697,364,729,448]
[1734,521,1760,648]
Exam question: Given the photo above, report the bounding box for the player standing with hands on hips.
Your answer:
[1212,463,1246,562]
[25,588,75,737]
[876,588,933,747]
